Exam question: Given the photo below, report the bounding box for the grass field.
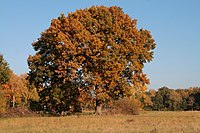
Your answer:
[0,111,200,133]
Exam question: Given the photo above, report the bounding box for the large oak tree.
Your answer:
[28,6,156,115]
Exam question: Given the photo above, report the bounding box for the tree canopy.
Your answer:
[28,6,156,114]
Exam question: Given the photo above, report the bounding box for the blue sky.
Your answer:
[0,0,200,89]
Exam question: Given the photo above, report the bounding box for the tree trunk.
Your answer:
[12,95,15,108]
[95,100,103,115]
[74,102,82,113]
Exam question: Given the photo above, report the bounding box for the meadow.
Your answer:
[0,111,200,133]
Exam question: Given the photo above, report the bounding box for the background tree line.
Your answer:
[140,86,200,111]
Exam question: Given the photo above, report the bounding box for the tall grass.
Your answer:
[0,111,200,133]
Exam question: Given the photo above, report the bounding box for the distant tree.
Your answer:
[187,87,200,110]
[0,54,10,86]
[176,89,189,110]
[152,87,172,111]
[28,6,156,115]
[154,87,182,111]
[168,90,182,111]
[152,88,165,110]
[193,92,200,110]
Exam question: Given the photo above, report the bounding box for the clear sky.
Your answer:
[0,0,200,89]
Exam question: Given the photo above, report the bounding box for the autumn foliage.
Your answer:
[27,6,156,115]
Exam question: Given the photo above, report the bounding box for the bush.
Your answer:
[106,98,141,115]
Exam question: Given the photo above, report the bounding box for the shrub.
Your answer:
[107,98,141,115]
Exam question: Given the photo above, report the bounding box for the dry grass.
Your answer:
[0,111,200,133]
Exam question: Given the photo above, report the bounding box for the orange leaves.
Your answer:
[108,80,116,89]
[1,84,9,89]
[50,19,61,31]
[1,84,12,99]
[92,75,103,85]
